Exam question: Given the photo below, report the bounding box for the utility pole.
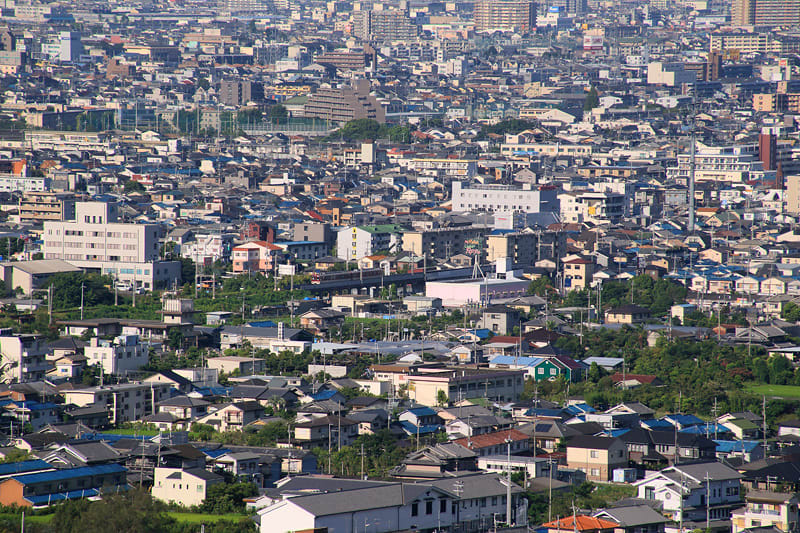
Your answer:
[705,472,710,531]
[80,281,84,320]
[47,284,52,325]
[763,395,768,457]
[506,437,512,526]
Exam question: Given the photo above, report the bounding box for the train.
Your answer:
[310,267,385,284]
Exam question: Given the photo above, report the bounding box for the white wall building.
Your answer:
[43,202,180,289]
[0,333,48,383]
[451,181,559,216]
[83,335,150,377]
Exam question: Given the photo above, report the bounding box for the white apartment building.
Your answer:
[336,224,403,261]
[0,333,48,383]
[667,145,774,184]
[499,141,593,158]
[25,131,110,152]
[451,182,560,217]
[181,233,234,264]
[43,202,180,289]
[83,335,150,377]
[559,191,625,224]
[0,175,48,192]
[406,158,477,179]
[62,382,172,424]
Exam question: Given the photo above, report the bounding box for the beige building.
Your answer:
[474,0,535,32]
[152,467,223,507]
[42,202,179,289]
[62,382,172,424]
[786,174,800,213]
[405,368,525,406]
[604,305,652,325]
[304,79,384,123]
[18,192,75,222]
[0,334,48,383]
[732,491,799,533]
[563,258,594,292]
[566,435,628,482]
[486,231,538,264]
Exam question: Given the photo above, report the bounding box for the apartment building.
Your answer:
[405,368,526,405]
[408,158,477,180]
[18,192,75,222]
[474,0,536,32]
[559,191,625,224]
[452,182,559,216]
[42,202,180,289]
[0,175,48,192]
[0,333,48,383]
[353,9,419,42]
[62,382,172,424]
[303,79,384,123]
[402,226,487,260]
[83,335,149,377]
[732,0,800,26]
[181,233,234,264]
[336,224,404,261]
[500,140,593,158]
[219,79,264,106]
[486,230,539,264]
[666,145,772,184]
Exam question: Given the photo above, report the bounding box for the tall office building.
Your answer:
[474,0,536,32]
[732,0,800,26]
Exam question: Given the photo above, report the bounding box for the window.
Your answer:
[644,487,655,500]
[411,503,418,517]
[590,450,599,458]
[441,499,447,513]
[591,468,600,477]
[426,501,433,515]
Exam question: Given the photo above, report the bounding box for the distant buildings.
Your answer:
[732,0,800,26]
[353,9,418,42]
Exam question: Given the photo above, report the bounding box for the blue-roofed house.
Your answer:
[0,463,128,507]
[0,460,54,481]
[714,440,763,463]
[399,407,440,428]
[662,414,705,430]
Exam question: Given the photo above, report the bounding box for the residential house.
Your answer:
[633,462,743,527]
[0,464,128,507]
[391,443,478,479]
[543,515,619,533]
[453,429,530,458]
[151,467,224,507]
[605,305,652,325]
[566,436,628,482]
[593,505,668,533]
[194,401,265,432]
[731,490,799,533]
[293,415,359,449]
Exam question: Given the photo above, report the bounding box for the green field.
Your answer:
[167,512,250,524]
[0,513,54,524]
[746,384,800,399]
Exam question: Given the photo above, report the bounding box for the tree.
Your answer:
[49,272,113,309]
[436,389,449,407]
[584,86,600,112]
[123,180,145,193]
[527,276,553,296]
[167,328,184,350]
[268,104,288,124]
[201,482,258,514]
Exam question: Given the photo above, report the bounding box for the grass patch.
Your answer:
[0,513,54,524]
[167,512,249,524]
[746,384,800,399]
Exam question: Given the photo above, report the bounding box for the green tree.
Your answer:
[124,180,145,193]
[436,389,449,407]
[268,104,288,124]
[49,272,113,309]
[584,86,600,112]
[201,482,258,514]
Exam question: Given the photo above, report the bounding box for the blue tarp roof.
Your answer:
[681,423,732,435]
[565,403,596,415]
[405,406,437,417]
[641,419,674,430]
[200,448,232,459]
[311,390,340,401]
[12,464,126,485]
[398,421,442,436]
[714,439,760,452]
[0,460,52,476]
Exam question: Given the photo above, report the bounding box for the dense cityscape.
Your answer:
[0,0,797,531]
